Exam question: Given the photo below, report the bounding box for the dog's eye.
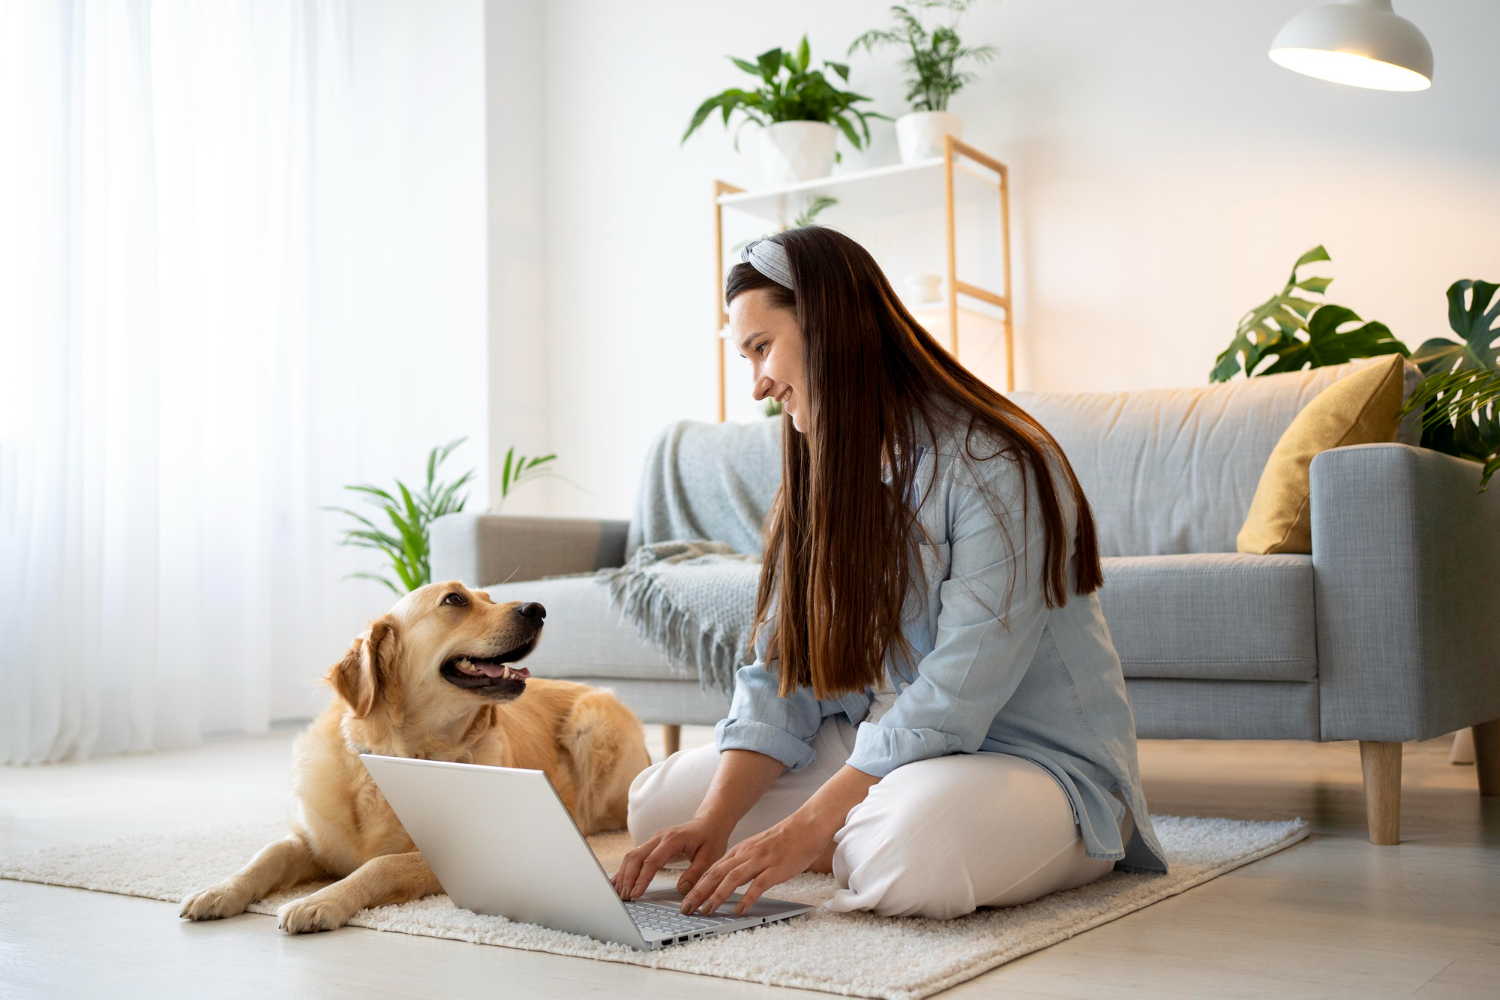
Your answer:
[442,592,468,608]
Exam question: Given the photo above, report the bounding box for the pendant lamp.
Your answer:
[1269,0,1433,91]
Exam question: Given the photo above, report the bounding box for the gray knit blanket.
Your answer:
[624,418,781,559]
[598,541,763,693]
[600,419,782,692]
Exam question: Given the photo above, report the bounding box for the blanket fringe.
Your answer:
[599,565,743,694]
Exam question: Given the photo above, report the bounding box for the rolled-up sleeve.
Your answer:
[714,657,825,771]
[845,458,1056,778]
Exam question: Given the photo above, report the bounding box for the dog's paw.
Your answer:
[277,894,353,934]
[179,882,253,921]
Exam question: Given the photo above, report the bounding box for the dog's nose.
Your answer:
[517,602,546,621]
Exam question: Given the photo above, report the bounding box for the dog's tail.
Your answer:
[564,690,650,834]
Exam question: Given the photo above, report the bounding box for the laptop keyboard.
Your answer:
[624,899,743,937]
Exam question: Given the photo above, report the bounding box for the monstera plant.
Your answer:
[1402,280,1500,489]
[1212,249,1500,491]
[1210,246,1408,383]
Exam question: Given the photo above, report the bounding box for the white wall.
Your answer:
[513,0,1500,520]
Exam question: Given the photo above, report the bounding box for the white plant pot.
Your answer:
[895,111,964,163]
[759,121,838,186]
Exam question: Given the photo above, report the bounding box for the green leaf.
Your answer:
[1293,245,1331,269]
[1209,246,1410,382]
[833,113,864,150]
[326,440,474,592]
[1401,368,1500,429]
[1257,306,1408,374]
[757,47,783,83]
[346,571,404,596]
[796,35,810,74]
[345,483,397,505]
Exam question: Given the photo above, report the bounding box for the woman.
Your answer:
[611,227,1166,921]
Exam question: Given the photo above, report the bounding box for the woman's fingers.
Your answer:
[630,831,695,899]
[680,843,748,912]
[735,871,779,914]
[695,858,762,915]
[611,835,660,897]
[675,840,719,897]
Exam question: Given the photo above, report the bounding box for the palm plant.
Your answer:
[849,1,996,112]
[1210,246,1407,383]
[682,36,884,151]
[329,441,560,594]
[1401,280,1500,489]
[328,438,474,595]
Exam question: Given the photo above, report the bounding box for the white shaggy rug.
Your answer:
[2,816,1306,999]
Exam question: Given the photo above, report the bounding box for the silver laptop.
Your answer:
[360,754,812,950]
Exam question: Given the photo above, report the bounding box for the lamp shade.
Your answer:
[1269,0,1433,91]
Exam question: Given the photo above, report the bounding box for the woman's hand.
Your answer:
[679,811,831,916]
[681,764,883,916]
[612,748,786,902]
[611,815,731,901]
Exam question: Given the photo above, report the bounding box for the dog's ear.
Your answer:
[329,617,398,718]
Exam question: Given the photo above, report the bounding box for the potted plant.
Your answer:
[850,0,996,163]
[683,36,883,185]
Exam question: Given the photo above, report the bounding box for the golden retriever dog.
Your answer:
[179,581,650,934]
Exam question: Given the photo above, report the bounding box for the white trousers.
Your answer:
[627,716,1120,919]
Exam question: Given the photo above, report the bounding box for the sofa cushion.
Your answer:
[494,554,1316,687]
[1011,358,1420,557]
[1099,553,1317,682]
[485,577,684,682]
[1237,353,1404,555]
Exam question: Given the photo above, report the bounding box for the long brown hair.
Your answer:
[730,227,1102,700]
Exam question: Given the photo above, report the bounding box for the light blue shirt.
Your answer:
[715,421,1169,872]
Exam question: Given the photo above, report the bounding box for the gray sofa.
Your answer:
[431,360,1500,845]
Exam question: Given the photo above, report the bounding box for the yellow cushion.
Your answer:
[1237,354,1405,555]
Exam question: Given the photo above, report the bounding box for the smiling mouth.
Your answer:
[777,388,792,405]
[439,637,537,698]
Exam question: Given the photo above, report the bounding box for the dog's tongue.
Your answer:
[475,663,530,679]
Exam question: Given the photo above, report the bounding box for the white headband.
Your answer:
[741,238,794,291]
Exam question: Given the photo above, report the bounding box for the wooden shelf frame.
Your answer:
[711,135,1012,421]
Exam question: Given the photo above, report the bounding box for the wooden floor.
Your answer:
[1,727,1496,999]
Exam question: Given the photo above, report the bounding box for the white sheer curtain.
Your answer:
[0,0,420,763]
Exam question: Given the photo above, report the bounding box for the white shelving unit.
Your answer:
[711,136,1013,420]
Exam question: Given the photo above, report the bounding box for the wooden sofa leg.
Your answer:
[662,724,681,758]
[1472,718,1500,796]
[1360,741,1402,845]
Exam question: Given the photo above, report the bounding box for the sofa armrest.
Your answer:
[1311,443,1500,741]
[429,513,630,588]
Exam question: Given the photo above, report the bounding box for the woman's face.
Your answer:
[729,288,807,432]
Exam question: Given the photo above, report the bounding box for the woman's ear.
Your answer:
[329,616,398,718]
